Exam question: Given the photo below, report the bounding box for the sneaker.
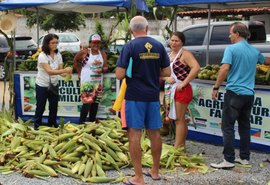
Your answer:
[235,158,250,165]
[210,159,235,169]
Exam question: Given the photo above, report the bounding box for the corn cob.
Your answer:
[86,176,115,183]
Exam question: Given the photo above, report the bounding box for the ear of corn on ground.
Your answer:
[0,111,208,183]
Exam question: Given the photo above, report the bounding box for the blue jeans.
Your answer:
[222,90,254,163]
[34,84,59,129]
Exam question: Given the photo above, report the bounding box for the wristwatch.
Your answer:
[212,86,219,90]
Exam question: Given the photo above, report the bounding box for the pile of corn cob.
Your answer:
[0,112,208,183]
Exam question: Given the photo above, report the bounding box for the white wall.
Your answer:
[14,16,209,46]
[14,15,269,46]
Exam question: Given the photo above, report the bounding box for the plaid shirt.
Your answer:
[172,58,190,81]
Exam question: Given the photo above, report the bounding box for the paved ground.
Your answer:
[0,140,269,185]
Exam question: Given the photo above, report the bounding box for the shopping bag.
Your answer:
[47,83,59,95]
[112,78,127,111]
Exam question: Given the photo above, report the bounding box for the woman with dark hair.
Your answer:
[34,33,72,130]
[164,31,200,148]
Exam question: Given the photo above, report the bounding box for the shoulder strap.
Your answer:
[172,48,183,64]
[46,54,52,83]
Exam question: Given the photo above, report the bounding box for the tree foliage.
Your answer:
[15,10,86,32]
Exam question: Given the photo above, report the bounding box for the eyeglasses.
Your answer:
[50,41,59,45]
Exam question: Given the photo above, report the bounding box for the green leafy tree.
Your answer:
[16,10,86,32]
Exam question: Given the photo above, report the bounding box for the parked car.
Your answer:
[38,33,82,54]
[0,35,38,80]
[109,35,170,54]
[180,21,270,67]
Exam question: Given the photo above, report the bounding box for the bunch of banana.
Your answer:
[256,64,270,85]
[257,64,270,73]
[17,58,37,71]
[107,54,119,73]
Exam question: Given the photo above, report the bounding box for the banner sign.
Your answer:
[20,73,118,119]
[189,80,270,146]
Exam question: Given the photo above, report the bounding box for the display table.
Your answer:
[14,72,270,152]
[188,79,270,152]
[14,72,118,124]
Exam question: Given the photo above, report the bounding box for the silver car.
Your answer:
[39,33,81,53]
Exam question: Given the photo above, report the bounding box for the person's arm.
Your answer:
[101,51,108,73]
[115,67,126,80]
[160,48,171,78]
[264,57,270,65]
[160,66,171,78]
[212,63,230,100]
[73,49,87,77]
[176,50,200,91]
[41,63,72,75]
[115,44,130,80]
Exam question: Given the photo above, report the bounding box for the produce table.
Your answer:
[188,79,270,152]
[14,72,119,123]
[14,72,270,152]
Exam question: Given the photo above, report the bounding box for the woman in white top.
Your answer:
[34,33,72,130]
[73,33,108,123]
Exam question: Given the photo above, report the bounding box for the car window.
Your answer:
[15,37,37,49]
[58,34,79,43]
[210,25,231,45]
[183,27,207,46]
[249,24,266,42]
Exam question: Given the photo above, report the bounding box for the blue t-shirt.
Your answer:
[116,36,170,101]
[221,40,265,95]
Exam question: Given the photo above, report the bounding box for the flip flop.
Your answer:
[143,171,161,180]
[123,177,136,185]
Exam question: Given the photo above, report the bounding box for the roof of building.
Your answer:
[177,7,270,18]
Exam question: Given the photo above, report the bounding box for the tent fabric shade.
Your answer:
[0,0,149,12]
[154,0,270,9]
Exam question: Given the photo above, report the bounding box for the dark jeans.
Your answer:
[79,103,99,123]
[222,90,254,163]
[34,84,59,129]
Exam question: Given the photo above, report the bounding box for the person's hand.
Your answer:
[166,77,176,84]
[176,82,185,92]
[102,66,108,73]
[95,68,102,74]
[64,67,73,74]
[212,89,218,100]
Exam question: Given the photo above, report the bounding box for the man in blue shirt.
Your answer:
[116,16,170,185]
[211,22,270,169]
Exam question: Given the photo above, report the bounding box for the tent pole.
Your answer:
[174,14,177,32]
[36,7,39,48]
[206,4,211,66]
